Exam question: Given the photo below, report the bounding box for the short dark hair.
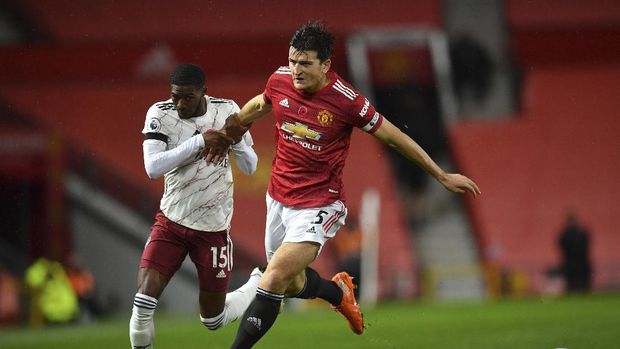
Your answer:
[169,63,205,87]
[289,21,335,62]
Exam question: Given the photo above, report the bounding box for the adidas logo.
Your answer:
[216,270,227,279]
[247,316,262,331]
[279,98,290,108]
[306,226,317,234]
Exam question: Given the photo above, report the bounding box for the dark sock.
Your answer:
[230,288,283,349]
[295,267,343,306]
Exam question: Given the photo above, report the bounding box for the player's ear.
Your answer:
[321,58,331,73]
[202,86,207,95]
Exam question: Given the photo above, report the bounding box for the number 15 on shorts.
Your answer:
[210,246,228,268]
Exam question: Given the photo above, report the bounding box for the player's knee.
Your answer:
[261,268,297,291]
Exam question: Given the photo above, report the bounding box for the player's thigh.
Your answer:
[138,212,189,294]
[264,194,287,261]
[188,230,232,294]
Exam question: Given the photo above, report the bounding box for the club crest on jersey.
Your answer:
[317,110,334,127]
[281,122,321,140]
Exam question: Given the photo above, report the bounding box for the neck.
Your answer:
[307,73,330,93]
[319,73,331,89]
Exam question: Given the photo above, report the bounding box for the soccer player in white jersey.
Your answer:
[205,22,481,348]
[129,64,261,349]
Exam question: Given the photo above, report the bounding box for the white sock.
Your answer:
[129,293,158,349]
[200,271,261,330]
[200,311,225,330]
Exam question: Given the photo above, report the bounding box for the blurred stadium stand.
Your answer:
[450,66,620,294]
[0,0,439,315]
[506,0,620,68]
[1,0,619,320]
[449,0,620,295]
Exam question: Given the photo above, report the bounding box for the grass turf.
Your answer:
[1,294,619,349]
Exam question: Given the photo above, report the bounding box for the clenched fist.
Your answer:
[200,130,235,163]
[223,113,252,144]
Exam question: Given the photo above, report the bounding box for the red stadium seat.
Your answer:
[18,0,440,42]
[505,0,620,68]
[449,65,620,292]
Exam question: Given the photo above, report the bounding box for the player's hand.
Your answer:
[439,173,481,198]
[200,130,234,164]
[223,113,252,144]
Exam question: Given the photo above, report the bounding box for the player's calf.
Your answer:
[129,293,158,348]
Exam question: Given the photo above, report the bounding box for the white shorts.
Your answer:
[264,193,348,261]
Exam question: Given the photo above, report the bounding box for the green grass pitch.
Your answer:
[2,294,619,348]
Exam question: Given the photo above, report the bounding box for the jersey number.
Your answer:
[210,246,228,268]
[312,210,329,224]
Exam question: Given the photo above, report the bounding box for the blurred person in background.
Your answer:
[202,21,481,348]
[129,63,261,349]
[449,32,494,113]
[0,264,20,326]
[65,253,104,322]
[24,257,78,326]
[331,213,362,297]
[558,211,592,292]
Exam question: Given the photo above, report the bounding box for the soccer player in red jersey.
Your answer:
[205,22,481,348]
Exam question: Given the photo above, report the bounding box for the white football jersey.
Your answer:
[142,95,253,232]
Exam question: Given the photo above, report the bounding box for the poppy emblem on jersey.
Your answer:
[317,110,334,127]
[281,122,321,140]
[298,106,308,116]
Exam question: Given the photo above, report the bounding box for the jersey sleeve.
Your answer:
[142,102,176,142]
[263,67,289,105]
[347,94,384,134]
[241,130,254,147]
[228,99,241,126]
[263,74,275,105]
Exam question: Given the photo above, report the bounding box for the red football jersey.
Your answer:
[263,66,384,207]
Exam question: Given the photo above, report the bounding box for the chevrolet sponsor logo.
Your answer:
[281,122,321,140]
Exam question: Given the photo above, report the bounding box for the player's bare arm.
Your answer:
[372,118,481,197]
[205,94,273,163]
[237,93,273,126]
[224,94,273,140]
